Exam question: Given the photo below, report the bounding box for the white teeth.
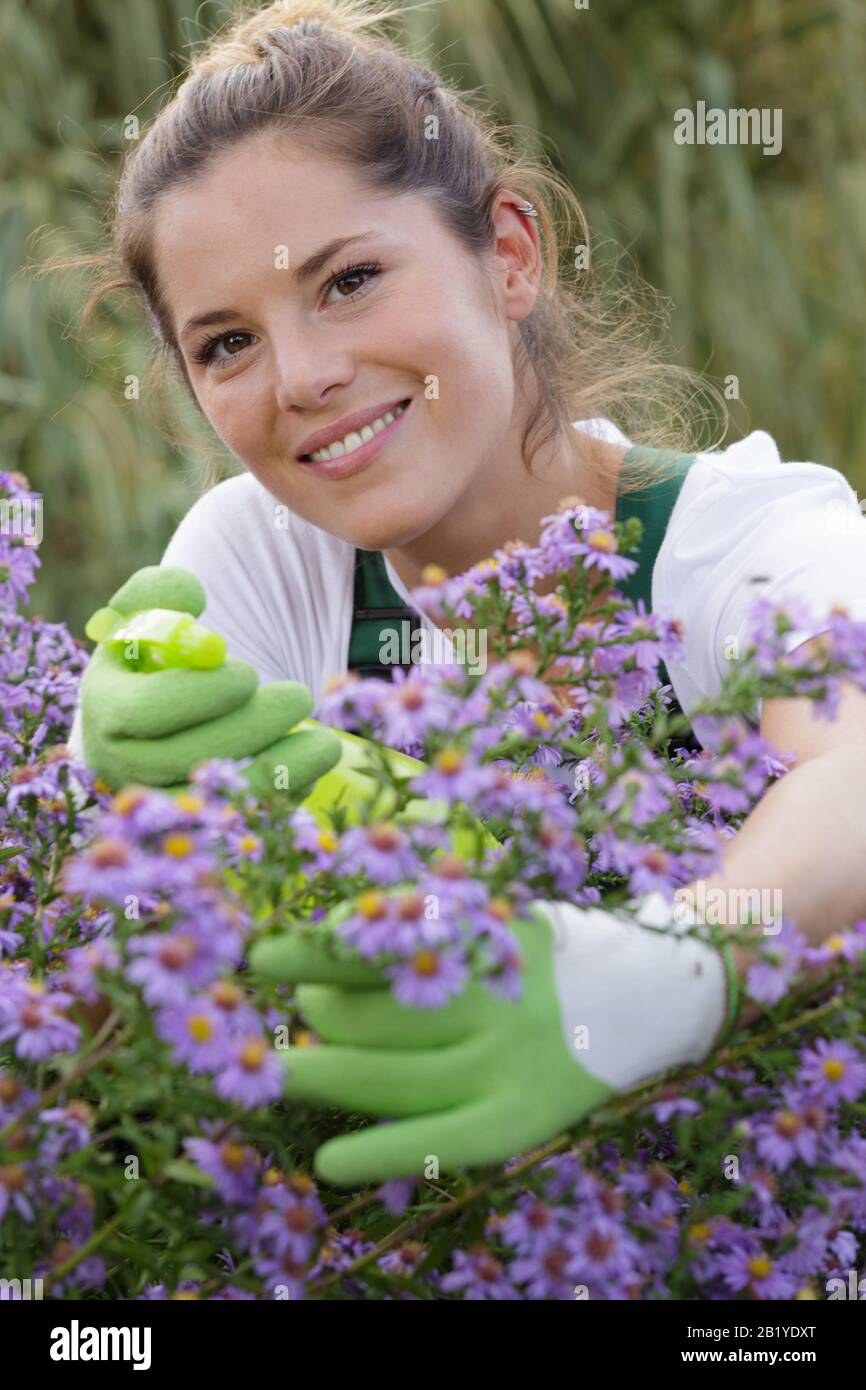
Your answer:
[307,402,407,462]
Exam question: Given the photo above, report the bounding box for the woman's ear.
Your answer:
[487,190,542,322]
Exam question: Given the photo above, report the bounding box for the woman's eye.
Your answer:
[323,261,382,306]
[194,331,256,368]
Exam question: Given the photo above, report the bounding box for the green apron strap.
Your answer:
[615,446,696,613]
[347,444,699,698]
[346,549,421,678]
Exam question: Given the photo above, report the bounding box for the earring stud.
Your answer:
[515,201,538,218]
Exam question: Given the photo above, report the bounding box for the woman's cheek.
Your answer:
[206,380,269,463]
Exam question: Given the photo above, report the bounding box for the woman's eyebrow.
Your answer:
[179,232,378,342]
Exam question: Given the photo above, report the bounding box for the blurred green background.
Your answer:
[5,0,866,637]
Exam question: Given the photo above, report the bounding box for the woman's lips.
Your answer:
[298,399,412,481]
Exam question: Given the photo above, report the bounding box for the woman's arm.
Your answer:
[679,634,866,1024]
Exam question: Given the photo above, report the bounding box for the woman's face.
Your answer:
[152,130,540,553]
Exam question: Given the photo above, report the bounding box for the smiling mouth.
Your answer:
[298,399,412,464]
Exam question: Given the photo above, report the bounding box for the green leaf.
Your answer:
[162,1160,215,1190]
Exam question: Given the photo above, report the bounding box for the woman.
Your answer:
[69,0,866,1185]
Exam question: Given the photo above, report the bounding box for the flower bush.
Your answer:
[3,468,866,1301]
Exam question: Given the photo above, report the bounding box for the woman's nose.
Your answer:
[271,331,356,414]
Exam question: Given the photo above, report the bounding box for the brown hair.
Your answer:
[68,0,726,491]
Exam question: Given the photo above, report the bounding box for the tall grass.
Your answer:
[5,0,866,632]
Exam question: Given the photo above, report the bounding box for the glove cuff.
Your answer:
[538,897,728,1093]
[632,890,742,1051]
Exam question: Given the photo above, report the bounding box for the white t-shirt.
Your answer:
[67,420,866,758]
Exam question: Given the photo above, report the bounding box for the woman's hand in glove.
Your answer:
[80,565,341,795]
[249,897,730,1186]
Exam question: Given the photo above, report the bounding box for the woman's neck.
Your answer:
[383,427,627,594]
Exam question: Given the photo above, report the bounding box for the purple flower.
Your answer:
[183,1134,262,1205]
[213,1035,285,1108]
[440,1247,519,1300]
[746,921,808,1005]
[0,979,80,1060]
[126,915,241,1007]
[377,1177,416,1215]
[753,1098,822,1172]
[62,938,120,1003]
[386,946,469,1008]
[337,822,419,885]
[256,1177,325,1261]
[411,746,489,803]
[716,1246,799,1299]
[0,1162,34,1223]
[155,997,232,1073]
[798,1039,866,1104]
[38,1102,93,1164]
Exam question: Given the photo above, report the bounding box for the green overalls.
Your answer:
[346,444,698,750]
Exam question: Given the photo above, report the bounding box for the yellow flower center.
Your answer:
[162,833,194,858]
[358,890,387,920]
[187,1013,214,1043]
[412,950,440,977]
[435,747,464,775]
[239,1038,267,1071]
[588,530,616,552]
[822,1058,846,1082]
[747,1256,772,1281]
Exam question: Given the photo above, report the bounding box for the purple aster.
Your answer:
[337,822,419,885]
[602,761,674,824]
[256,1177,325,1262]
[611,601,667,672]
[753,1098,822,1172]
[38,1102,93,1164]
[798,1039,866,1104]
[440,1246,519,1300]
[190,758,251,798]
[155,996,232,1073]
[0,1162,34,1223]
[126,916,240,1007]
[252,1250,310,1299]
[379,1240,427,1276]
[499,1195,566,1254]
[715,1246,798,1299]
[61,938,121,1004]
[411,746,489,803]
[652,1093,702,1125]
[213,1034,285,1108]
[378,668,454,747]
[746,921,808,1004]
[183,1134,262,1205]
[0,979,80,1060]
[387,946,469,1008]
[377,1178,416,1215]
[805,929,866,967]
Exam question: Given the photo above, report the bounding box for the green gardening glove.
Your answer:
[249,895,732,1186]
[80,565,341,796]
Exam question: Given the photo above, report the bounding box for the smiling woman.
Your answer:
[70,0,722,567]
[60,0,866,1204]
